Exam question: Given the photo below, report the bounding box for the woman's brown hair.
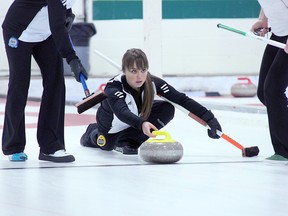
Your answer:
[122,48,154,120]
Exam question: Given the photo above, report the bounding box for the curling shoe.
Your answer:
[8,152,28,161]
[264,154,288,165]
[80,123,99,148]
[265,154,288,164]
[39,150,75,163]
[114,145,138,155]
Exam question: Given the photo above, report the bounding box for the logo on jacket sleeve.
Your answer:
[8,37,18,48]
[115,91,124,98]
[160,83,169,93]
[60,0,75,9]
[97,135,106,147]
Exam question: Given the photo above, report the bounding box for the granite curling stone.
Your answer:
[231,77,257,97]
[139,130,183,164]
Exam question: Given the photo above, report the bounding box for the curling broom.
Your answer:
[92,49,260,157]
[160,97,259,157]
[217,23,286,49]
[75,74,107,114]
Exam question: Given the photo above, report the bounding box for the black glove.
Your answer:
[201,110,222,139]
[69,59,88,82]
[65,9,75,31]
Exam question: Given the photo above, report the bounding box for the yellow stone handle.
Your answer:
[148,130,175,143]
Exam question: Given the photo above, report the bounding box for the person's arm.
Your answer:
[152,76,206,117]
[259,8,268,23]
[285,40,288,54]
[153,76,222,139]
[47,0,88,81]
[47,0,76,62]
[141,122,158,137]
[65,8,75,31]
[251,8,269,36]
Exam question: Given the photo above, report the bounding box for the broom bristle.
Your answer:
[76,91,107,114]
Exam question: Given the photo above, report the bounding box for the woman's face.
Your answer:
[124,62,148,91]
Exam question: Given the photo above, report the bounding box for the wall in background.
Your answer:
[0,0,263,78]
[89,0,262,77]
[93,0,260,20]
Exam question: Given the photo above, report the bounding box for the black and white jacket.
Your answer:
[96,74,208,134]
[2,0,77,63]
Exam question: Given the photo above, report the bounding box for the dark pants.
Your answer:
[257,33,288,158]
[2,31,66,155]
[90,101,175,151]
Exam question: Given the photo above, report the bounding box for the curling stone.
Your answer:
[139,131,183,164]
[231,77,257,97]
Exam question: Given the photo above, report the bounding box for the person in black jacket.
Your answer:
[1,0,88,162]
[250,2,288,162]
[80,48,222,155]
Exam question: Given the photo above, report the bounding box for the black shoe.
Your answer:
[39,150,75,163]
[80,123,99,148]
[114,145,138,155]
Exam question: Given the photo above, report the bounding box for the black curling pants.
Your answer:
[97,100,175,151]
[2,32,66,155]
[257,33,288,158]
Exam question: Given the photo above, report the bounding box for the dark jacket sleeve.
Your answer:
[152,75,208,118]
[47,0,78,63]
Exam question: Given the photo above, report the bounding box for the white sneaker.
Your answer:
[39,150,75,163]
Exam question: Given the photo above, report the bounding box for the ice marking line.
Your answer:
[0,161,262,170]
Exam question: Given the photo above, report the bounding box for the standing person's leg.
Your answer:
[32,36,74,162]
[257,36,279,105]
[264,45,288,160]
[2,31,33,160]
